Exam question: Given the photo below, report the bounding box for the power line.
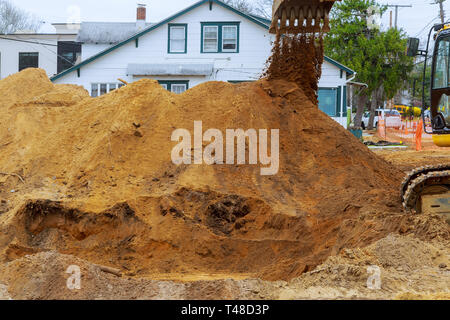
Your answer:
[414,16,440,38]
[0,36,76,67]
[0,36,57,46]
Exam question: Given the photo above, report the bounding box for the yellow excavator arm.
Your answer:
[270,0,339,34]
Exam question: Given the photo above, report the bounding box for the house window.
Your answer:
[100,83,107,96]
[222,26,237,52]
[171,83,187,94]
[318,88,337,117]
[91,84,98,97]
[57,41,81,73]
[201,22,239,53]
[168,24,187,53]
[203,26,218,52]
[158,81,189,94]
[91,82,125,97]
[19,52,38,71]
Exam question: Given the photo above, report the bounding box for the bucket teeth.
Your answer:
[306,7,313,30]
[280,8,287,29]
[298,8,304,26]
[270,1,338,34]
[322,11,330,33]
[289,8,296,29]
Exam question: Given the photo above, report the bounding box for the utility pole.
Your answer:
[390,10,393,28]
[387,4,413,29]
[432,0,446,23]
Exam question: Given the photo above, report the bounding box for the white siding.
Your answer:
[319,62,347,88]
[82,43,111,60]
[0,34,76,79]
[54,2,273,88]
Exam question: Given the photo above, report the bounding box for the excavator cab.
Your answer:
[407,24,450,147]
[270,0,339,34]
[403,24,450,222]
[430,26,450,147]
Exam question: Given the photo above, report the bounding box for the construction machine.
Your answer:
[269,0,338,34]
[403,24,450,223]
[268,2,449,223]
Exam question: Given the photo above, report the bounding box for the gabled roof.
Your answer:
[324,56,355,76]
[51,0,270,81]
[51,0,354,81]
[248,14,271,26]
[51,0,274,81]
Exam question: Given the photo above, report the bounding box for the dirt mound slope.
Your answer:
[16,84,90,108]
[0,69,55,109]
[0,234,448,300]
[0,69,448,284]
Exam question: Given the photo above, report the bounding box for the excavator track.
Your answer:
[401,165,450,220]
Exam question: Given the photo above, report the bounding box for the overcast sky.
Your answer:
[10,0,450,42]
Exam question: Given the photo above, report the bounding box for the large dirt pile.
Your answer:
[0,69,447,287]
[1,233,448,300]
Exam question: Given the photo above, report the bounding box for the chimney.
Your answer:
[136,4,146,30]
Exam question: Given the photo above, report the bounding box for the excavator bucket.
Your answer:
[270,0,339,34]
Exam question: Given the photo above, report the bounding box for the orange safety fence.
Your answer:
[377,115,386,139]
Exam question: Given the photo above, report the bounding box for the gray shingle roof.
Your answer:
[76,22,155,44]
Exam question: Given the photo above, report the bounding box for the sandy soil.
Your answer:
[375,149,450,172]
[0,233,448,300]
[0,69,448,300]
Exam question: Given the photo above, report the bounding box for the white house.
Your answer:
[50,0,355,128]
[0,23,80,79]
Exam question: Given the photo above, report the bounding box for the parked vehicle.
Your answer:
[360,109,402,129]
[393,105,422,117]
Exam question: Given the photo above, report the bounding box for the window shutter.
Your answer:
[343,86,347,116]
[336,86,342,117]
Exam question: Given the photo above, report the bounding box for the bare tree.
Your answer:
[0,0,41,34]
[223,0,255,15]
[253,0,272,19]
[223,0,273,19]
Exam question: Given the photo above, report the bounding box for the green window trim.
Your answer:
[158,80,190,93]
[201,22,240,53]
[228,80,255,83]
[336,85,342,117]
[318,87,338,117]
[168,24,188,54]
[343,86,347,117]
